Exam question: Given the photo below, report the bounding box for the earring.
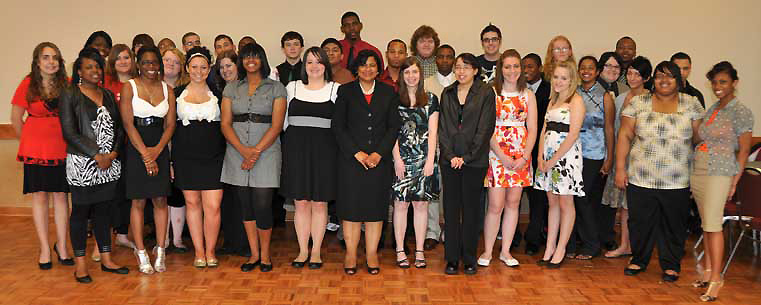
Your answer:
[78,77,82,85]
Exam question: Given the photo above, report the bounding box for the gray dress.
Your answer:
[221,78,287,187]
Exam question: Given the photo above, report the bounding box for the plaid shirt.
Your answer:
[415,55,438,79]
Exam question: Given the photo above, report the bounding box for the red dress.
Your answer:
[103,74,125,105]
[11,77,67,165]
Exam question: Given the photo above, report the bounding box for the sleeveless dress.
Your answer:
[172,89,225,190]
[391,92,440,202]
[485,89,533,187]
[124,79,172,199]
[280,81,339,202]
[602,93,629,208]
[533,107,584,196]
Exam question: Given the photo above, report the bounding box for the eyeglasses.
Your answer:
[482,37,500,43]
[604,64,621,70]
[654,73,675,80]
[552,47,570,53]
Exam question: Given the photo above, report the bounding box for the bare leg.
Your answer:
[606,208,632,257]
[201,190,223,260]
[543,192,560,261]
[293,200,311,262]
[74,256,88,278]
[500,187,522,259]
[309,202,328,263]
[343,221,360,268]
[184,190,205,260]
[243,221,260,263]
[168,206,186,248]
[152,197,169,249]
[364,221,383,268]
[130,199,147,250]
[258,228,272,264]
[100,252,124,269]
[31,192,51,263]
[551,195,576,264]
[481,187,506,261]
[412,201,429,252]
[393,201,410,256]
[51,192,70,258]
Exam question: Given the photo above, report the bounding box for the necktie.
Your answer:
[347,45,355,67]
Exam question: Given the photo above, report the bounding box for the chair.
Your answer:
[692,199,740,265]
[723,167,761,275]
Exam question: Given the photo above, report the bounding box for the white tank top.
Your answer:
[129,79,169,118]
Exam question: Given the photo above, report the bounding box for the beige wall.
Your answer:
[2,0,760,133]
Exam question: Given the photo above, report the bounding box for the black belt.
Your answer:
[546,121,570,133]
[233,113,272,123]
[134,116,164,127]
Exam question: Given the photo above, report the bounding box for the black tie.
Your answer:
[347,45,355,67]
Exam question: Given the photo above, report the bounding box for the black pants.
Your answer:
[627,184,690,272]
[220,184,249,251]
[235,186,274,230]
[441,165,487,265]
[568,159,604,255]
[71,201,112,257]
[524,186,548,247]
[597,201,618,248]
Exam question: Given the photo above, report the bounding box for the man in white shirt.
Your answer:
[422,44,455,250]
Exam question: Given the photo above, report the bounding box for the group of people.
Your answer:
[12,11,752,302]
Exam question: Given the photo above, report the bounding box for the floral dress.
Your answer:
[485,90,533,187]
[533,107,584,196]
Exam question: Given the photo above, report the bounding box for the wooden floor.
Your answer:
[1,216,760,305]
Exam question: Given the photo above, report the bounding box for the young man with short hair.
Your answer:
[275,31,304,86]
[477,24,502,83]
[339,11,384,69]
[182,32,202,53]
[671,52,705,107]
[615,36,636,92]
[213,34,236,58]
[238,36,256,54]
[379,39,407,92]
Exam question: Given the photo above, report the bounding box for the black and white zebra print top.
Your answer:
[66,106,121,186]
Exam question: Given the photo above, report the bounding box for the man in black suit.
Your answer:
[521,53,551,255]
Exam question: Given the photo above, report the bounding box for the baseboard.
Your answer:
[0,124,15,139]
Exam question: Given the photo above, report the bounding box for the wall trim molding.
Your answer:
[0,124,15,140]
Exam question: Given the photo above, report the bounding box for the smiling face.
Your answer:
[162,51,181,79]
[323,42,343,66]
[502,56,521,85]
[183,35,201,52]
[283,39,303,61]
[357,56,379,82]
[551,39,572,62]
[625,67,646,90]
[711,72,737,100]
[138,52,161,80]
[341,16,362,41]
[214,38,235,57]
[242,55,262,75]
[219,58,238,82]
[435,47,455,76]
[416,36,435,58]
[616,38,636,63]
[481,31,501,57]
[653,69,678,96]
[454,57,478,85]
[522,57,541,83]
[386,41,407,69]
[186,56,210,84]
[552,66,572,93]
[403,63,421,88]
[579,58,599,85]
[79,57,102,85]
[600,57,621,83]
[37,47,60,77]
[305,52,326,80]
[115,50,133,74]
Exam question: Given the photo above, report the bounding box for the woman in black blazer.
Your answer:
[438,53,496,275]
[332,50,401,275]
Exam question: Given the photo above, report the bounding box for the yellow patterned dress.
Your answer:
[485,90,533,187]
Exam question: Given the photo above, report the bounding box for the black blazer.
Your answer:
[531,79,551,168]
[438,80,496,168]
[332,80,401,161]
[59,86,124,157]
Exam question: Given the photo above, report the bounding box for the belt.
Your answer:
[497,121,524,127]
[288,116,331,128]
[134,116,164,127]
[546,121,570,132]
[233,113,272,123]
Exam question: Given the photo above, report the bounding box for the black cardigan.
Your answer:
[59,86,124,158]
[438,80,496,168]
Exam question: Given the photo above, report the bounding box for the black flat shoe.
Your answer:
[74,272,92,284]
[54,243,75,266]
[291,259,307,268]
[344,266,357,275]
[445,262,458,275]
[624,266,646,276]
[169,244,189,254]
[547,260,564,269]
[260,262,273,272]
[463,264,477,275]
[536,259,550,266]
[308,261,323,269]
[662,272,679,282]
[101,264,130,274]
[38,261,52,270]
[240,260,260,272]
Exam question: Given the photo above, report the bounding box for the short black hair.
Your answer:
[341,11,360,23]
[321,38,342,52]
[437,44,455,55]
[71,47,105,86]
[456,53,481,78]
[132,34,155,51]
[136,45,164,76]
[84,31,112,49]
[185,46,212,68]
[578,55,598,69]
[182,32,200,44]
[281,31,304,48]
[629,56,653,81]
[387,39,406,50]
[653,61,683,90]
[598,51,623,73]
[214,34,234,45]
[350,49,382,76]
[670,52,692,64]
[300,47,333,84]
[616,36,635,48]
[706,61,738,81]
[237,43,271,79]
[522,53,542,67]
[239,36,256,45]
[480,24,502,39]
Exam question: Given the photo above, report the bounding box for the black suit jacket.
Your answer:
[531,79,551,168]
[438,80,496,168]
[332,80,401,161]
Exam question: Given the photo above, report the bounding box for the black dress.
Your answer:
[171,87,225,190]
[280,81,339,202]
[332,81,401,222]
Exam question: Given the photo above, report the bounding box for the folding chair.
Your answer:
[723,167,761,275]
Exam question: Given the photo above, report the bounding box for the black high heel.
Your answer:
[54,243,74,266]
[344,266,357,275]
[366,263,380,275]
